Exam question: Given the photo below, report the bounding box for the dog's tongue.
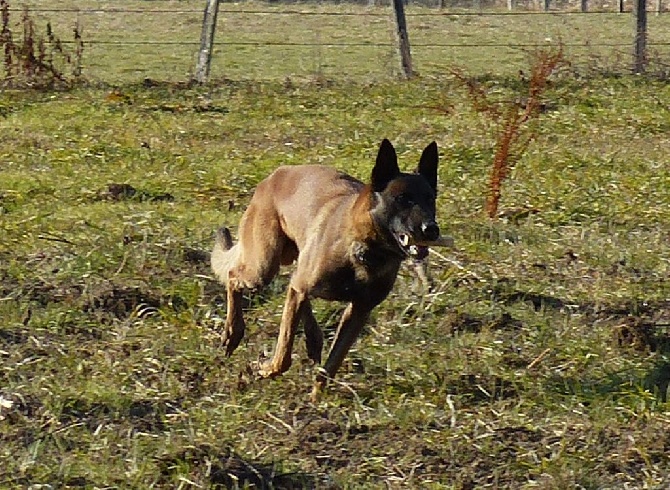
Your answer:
[409,245,429,260]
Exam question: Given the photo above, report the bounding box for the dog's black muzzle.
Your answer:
[421,221,440,242]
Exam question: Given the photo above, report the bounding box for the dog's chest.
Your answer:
[309,243,401,305]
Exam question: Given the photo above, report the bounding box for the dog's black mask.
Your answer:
[369,139,440,259]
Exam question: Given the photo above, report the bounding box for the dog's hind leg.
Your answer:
[223,285,245,356]
[211,228,246,356]
[213,213,291,357]
[311,302,371,402]
[302,300,323,365]
[258,283,309,378]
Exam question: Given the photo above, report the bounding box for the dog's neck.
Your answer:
[350,240,402,268]
[349,186,405,265]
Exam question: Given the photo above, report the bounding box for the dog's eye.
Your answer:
[395,193,414,207]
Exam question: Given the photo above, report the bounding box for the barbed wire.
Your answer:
[10,5,667,58]
[9,7,649,15]
[53,39,667,47]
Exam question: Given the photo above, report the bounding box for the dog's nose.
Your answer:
[421,221,440,241]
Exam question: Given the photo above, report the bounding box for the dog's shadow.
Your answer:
[157,444,317,489]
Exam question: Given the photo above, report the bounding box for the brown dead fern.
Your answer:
[454,46,566,219]
[0,0,84,88]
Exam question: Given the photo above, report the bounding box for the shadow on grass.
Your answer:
[58,397,178,433]
[157,444,317,489]
[613,317,670,402]
[545,310,670,403]
[545,354,670,405]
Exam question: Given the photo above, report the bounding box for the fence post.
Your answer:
[392,0,413,78]
[633,0,647,73]
[544,0,550,11]
[656,0,662,14]
[194,0,220,84]
[507,0,515,10]
[619,0,625,12]
[581,0,588,11]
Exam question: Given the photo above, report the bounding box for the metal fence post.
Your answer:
[194,0,220,84]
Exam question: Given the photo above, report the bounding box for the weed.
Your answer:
[0,0,83,89]
[454,46,566,219]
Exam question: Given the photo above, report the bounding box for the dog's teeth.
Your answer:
[399,234,410,247]
[408,245,419,256]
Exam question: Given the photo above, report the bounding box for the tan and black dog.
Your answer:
[211,139,450,400]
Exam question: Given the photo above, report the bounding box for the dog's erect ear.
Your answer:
[371,139,401,192]
[417,141,438,193]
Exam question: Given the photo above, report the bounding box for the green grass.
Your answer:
[1,1,670,488]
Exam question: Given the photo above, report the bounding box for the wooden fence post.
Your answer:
[194,0,220,84]
[392,0,413,79]
[544,0,550,11]
[581,0,588,11]
[633,0,647,73]
[507,0,515,10]
[619,0,625,12]
[656,0,662,14]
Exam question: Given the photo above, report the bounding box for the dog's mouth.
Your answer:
[395,232,455,260]
[396,232,429,260]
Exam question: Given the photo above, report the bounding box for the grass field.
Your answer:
[16,0,670,82]
[1,1,670,488]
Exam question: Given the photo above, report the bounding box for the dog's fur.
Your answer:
[212,139,441,400]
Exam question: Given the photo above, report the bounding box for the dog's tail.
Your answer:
[211,227,239,285]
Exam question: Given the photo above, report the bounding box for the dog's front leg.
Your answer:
[311,302,371,402]
[258,285,308,378]
[302,299,323,365]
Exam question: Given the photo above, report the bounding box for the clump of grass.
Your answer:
[454,46,566,219]
[0,0,83,89]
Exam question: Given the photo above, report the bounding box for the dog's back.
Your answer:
[265,165,365,248]
[211,165,364,289]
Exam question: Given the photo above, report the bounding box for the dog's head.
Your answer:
[369,139,440,260]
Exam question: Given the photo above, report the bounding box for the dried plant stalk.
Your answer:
[454,46,565,219]
[1,0,84,88]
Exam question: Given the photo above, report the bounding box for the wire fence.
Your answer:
[10,1,670,83]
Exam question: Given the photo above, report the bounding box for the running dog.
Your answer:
[211,139,451,401]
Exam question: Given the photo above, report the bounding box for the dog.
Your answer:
[211,139,451,401]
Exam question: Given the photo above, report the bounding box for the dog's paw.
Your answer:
[310,370,328,403]
[256,359,290,379]
[257,363,277,378]
[309,385,321,404]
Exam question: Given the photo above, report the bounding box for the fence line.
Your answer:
[8,8,664,15]
[8,2,670,81]
[51,40,650,47]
